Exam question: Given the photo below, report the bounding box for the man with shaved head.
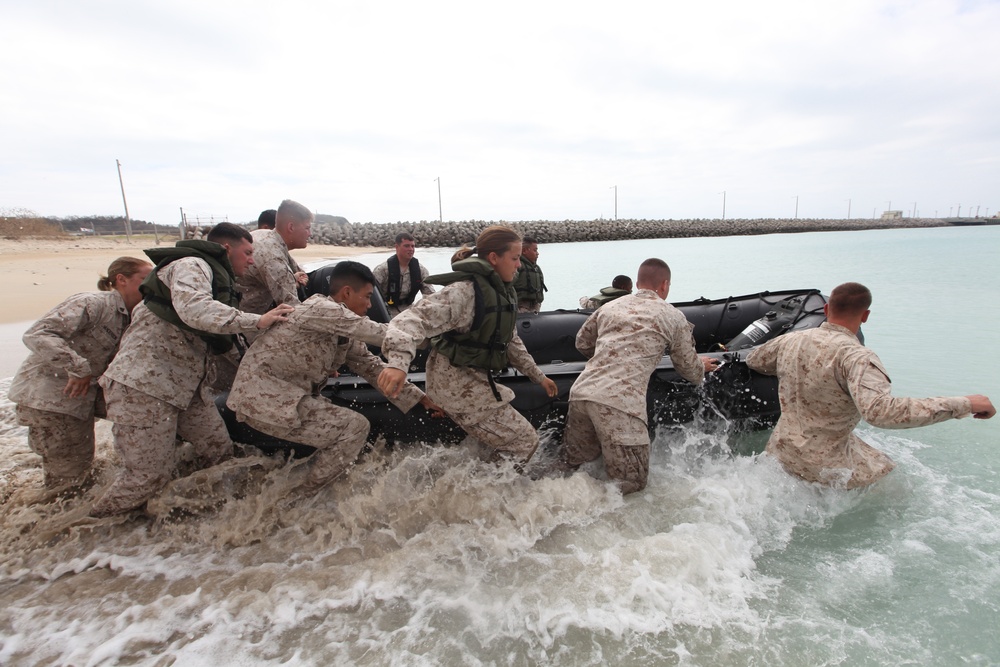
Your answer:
[560,258,719,494]
[237,200,312,338]
[747,281,995,488]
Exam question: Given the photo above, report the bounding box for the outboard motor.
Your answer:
[723,295,807,350]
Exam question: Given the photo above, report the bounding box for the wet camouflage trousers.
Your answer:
[563,399,651,494]
[16,404,95,487]
[448,403,540,465]
[242,396,369,489]
[91,380,232,516]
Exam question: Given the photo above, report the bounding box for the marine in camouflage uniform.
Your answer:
[512,238,546,314]
[746,321,976,488]
[564,288,706,494]
[92,248,267,516]
[8,291,131,486]
[372,259,434,318]
[227,294,425,489]
[382,279,550,464]
[236,228,303,336]
[512,256,545,313]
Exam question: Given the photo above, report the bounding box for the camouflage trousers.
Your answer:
[517,300,541,314]
[242,396,369,489]
[91,380,233,516]
[16,404,95,487]
[563,399,650,494]
[448,403,540,465]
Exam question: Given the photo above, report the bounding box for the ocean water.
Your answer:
[1,225,998,665]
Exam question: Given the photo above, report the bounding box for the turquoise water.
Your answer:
[1,226,997,665]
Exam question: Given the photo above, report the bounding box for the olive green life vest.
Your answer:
[426,257,518,373]
[513,256,546,304]
[590,287,631,307]
[140,240,240,354]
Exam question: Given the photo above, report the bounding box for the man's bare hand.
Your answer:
[257,303,295,329]
[377,368,407,399]
[63,375,92,398]
[701,356,721,373]
[967,394,996,419]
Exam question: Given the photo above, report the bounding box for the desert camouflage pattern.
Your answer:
[8,290,129,419]
[16,405,95,486]
[236,229,302,345]
[103,257,261,409]
[382,281,548,460]
[372,259,434,318]
[746,322,972,488]
[227,295,424,486]
[569,289,705,422]
[563,400,650,494]
[91,379,232,516]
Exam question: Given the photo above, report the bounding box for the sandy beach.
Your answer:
[0,236,388,324]
[0,236,388,377]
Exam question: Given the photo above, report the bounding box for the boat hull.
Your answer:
[219,278,829,452]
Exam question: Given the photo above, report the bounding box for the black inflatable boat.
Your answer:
[219,266,829,452]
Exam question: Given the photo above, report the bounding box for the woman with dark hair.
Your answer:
[378,225,558,466]
[8,256,152,489]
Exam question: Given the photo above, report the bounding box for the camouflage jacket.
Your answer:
[569,289,704,423]
[373,257,435,317]
[236,229,302,316]
[227,294,423,434]
[746,322,971,477]
[8,290,130,419]
[102,257,262,409]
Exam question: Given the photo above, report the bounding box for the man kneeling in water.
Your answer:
[227,261,439,492]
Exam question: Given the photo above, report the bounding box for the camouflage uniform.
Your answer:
[564,290,705,493]
[373,258,434,318]
[8,290,130,486]
[382,281,549,463]
[91,257,262,516]
[512,257,545,314]
[746,322,973,488]
[236,229,302,342]
[227,295,424,488]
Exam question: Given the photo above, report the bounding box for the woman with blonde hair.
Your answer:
[8,256,152,489]
[378,225,558,466]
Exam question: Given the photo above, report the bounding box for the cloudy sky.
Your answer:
[2,0,998,226]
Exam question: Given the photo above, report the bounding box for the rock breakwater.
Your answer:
[302,217,949,248]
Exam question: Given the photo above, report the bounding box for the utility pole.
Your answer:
[846,198,851,220]
[611,185,617,220]
[116,159,133,241]
[434,177,442,223]
[720,190,726,221]
[793,195,799,219]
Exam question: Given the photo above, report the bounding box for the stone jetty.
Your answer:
[188,216,970,247]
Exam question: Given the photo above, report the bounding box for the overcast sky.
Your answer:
[2,0,998,226]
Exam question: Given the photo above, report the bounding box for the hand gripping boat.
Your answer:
[218,265,829,453]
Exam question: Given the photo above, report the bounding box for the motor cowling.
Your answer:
[723,295,806,350]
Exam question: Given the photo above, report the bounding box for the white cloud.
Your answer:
[2,0,998,225]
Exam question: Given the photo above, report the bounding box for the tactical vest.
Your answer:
[590,287,631,307]
[426,257,518,372]
[514,257,546,304]
[386,255,423,307]
[140,240,241,354]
